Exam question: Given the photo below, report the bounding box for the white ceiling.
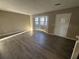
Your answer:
[0,0,79,15]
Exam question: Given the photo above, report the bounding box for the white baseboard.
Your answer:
[0,31,28,41]
[36,30,76,41]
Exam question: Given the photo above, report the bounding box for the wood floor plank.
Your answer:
[0,31,75,59]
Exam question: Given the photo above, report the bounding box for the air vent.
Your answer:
[55,3,61,6]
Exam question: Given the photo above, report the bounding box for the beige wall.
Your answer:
[0,10,30,36]
[33,7,79,40]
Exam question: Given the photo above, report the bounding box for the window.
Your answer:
[35,17,39,25]
[40,16,48,26]
[35,17,39,21]
[34,16,48,31]
[40,17,45,25]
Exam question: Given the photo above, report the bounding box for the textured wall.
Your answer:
[33,7,79,40]
[0,10,30,36]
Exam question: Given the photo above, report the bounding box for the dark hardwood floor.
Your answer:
[0,31,75,59]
